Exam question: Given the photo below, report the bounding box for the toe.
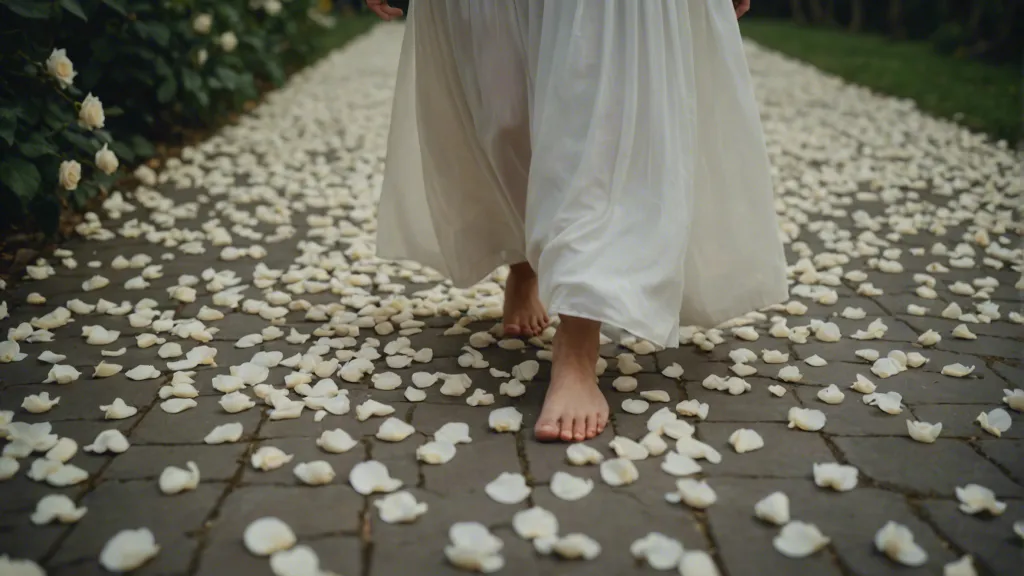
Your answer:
[585,414,598,439]
[532,317,546,335]
[504,323,522,337]
[572,416,586,442]
[596,413,608,433]
[559,418,575,442]
[534,419,560,442]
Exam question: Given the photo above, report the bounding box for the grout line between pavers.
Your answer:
[358,437,374,576]
[903,496,978,572]
[964,439,1024,488]
[40,373,167,566]
[513,428,534,509]
[185,406,269,575]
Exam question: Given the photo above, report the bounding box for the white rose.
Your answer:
[218,31,238,53]
[193,13,213,34]
[78,93,105,130]
[265,0,282,15]
[196,48,208,67]
[95,144,119,175]
[59,160,82,191]
[46,48,77,89]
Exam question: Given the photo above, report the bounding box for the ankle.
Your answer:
[509,261,537,281]
[553,315,600,364]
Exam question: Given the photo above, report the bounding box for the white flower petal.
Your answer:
[485,472,531,504]
[100,528,160,571]
[159,461,200,494]
[773,521,830,558]
[244,517,296,556]
[374,491,428,523]
[754,491,790,526]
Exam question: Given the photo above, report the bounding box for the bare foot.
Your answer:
[502,262,549,337]
[535,315,609,442]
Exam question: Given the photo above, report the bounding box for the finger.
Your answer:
[366,1,395,21]
[369,6,391,20]
[383,5,404,17]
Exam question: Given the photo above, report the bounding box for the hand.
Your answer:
[734,0,750,18]
[366,0,403,21]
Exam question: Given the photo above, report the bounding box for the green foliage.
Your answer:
[0,0,375,234]
[740,20,1022,143]
[747,0,1023,66]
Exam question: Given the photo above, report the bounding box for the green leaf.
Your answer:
[214,66,238,89]
[135,20,170,46]
[104,106,124,117]
[2,0,51,18]
[63,130,98,154]
[34,195,61,236]
[0,157,42,202]
[156,77,176,103]
[0,108,17,146]
[181,68,202,93]
[108,140,135,163]
[17,133,57,158]
[59,0,87,21]
[99,0,126,15]
[130,135,154,158]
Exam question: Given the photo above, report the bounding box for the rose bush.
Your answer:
[0,0,370,234]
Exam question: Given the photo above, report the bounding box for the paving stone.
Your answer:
[934,335,1024,361]
[697,422,836,477]
[792,385,918,436]
[798,296,889,320]
[918,498,1024,576]
[132,395,263,444]
[899,314,1024,340]
[103,443,248,481]
[51,481,220,571]
[207,484,363,540]
[703,477,842,576]
[241,435,366,486]
[897,372,1010,405]
[531,486,710,575]
[196,534,363,576]
[421,431,519,495]
[683,380,801,422]
[370,436,424,489]
[670,360,732,385]
[908,404,1023,439]
[991,360,1023,387]
[867,293,952,318]
[0,377,155,423]
[707,477,959,576]
[832,437,1024,497]
[974,438,1024,484]
[369,491,534,576]
[0,522,65,563]
[0,476,84,518]
[523,430,614,484]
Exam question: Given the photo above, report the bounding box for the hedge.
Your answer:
[747,0,1023,65]
[0,0,367,235]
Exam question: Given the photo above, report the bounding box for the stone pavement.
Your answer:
[1,22,1022,576]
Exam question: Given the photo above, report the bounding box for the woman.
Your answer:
[370,0,788,442]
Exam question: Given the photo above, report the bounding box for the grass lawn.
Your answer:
[740,19,1021,143]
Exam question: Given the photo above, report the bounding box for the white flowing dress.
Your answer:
[376,0,788,348]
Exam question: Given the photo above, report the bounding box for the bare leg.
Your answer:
[534,315,610,442]
[502,262,550,337]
